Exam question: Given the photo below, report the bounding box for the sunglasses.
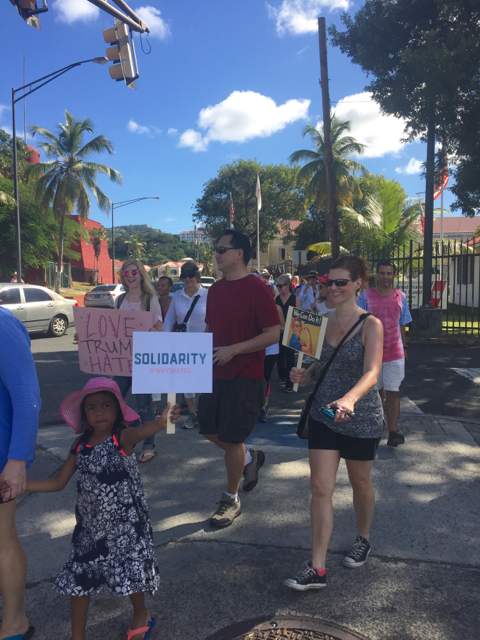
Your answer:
[122,269,138,277]
[182,273,196,279]
[276,283,288,288]
[214,245,236,255]
[325,278,353,287]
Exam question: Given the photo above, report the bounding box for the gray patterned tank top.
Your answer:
[310,322,383,438]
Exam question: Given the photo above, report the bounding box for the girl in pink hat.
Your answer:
[4,378,180,640]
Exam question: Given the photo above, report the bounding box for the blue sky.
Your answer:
[2,0,456,238]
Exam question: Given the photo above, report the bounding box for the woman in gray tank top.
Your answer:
[284,255,384,592]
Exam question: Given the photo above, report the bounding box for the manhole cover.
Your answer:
[204,615,369,640]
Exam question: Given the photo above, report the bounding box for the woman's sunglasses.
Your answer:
[122,269,138,277]
[325,278,353,287]
[276,283,288,288]
[214,246,235,255]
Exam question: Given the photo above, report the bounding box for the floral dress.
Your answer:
[54,431,160,597]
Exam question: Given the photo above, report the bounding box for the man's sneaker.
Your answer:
[343,535,371,568]
[183,414,199,429]
[258,409,267,423]
[242,449,265,492]
[284,387,294,393]
[210,493,242,528]
[284,562,326,591]
[387,429,405,447]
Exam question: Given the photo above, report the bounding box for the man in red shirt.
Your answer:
[198,230,280,528]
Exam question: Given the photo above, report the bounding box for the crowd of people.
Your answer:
[0,229,411,639]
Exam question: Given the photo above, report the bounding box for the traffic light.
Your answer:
[9,0,48,29]
[103,19,138,90]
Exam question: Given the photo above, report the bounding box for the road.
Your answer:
[30,332,480,425]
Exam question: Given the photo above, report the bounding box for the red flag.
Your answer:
[229,192,234,228]
[434,159,449,200]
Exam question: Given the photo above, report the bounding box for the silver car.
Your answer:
[84,284,125,309]
[0,283,76,337]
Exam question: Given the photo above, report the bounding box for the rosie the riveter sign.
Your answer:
[74,307,151,376]
[132,332,213,394]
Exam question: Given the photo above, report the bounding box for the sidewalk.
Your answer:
[6,379,480,640]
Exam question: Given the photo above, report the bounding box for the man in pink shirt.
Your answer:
[359,260,412,447]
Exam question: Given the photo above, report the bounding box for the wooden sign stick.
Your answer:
[166,393,176,434]
[293,351,304,393]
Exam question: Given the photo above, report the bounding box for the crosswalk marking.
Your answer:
[451,368,480,385]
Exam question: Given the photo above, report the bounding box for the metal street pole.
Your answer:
[110,197,160,282]
[11,56,107,283]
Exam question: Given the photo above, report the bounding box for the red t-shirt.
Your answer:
[206,274,280,380]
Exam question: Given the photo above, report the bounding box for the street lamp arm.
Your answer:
[112,197,160,209]
[13,58,107,104]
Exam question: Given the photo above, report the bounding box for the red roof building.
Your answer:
[69,216,115,284]
[432,216,479,240]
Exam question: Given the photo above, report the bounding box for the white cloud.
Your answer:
[333,92,408,158]
[127,120,160,136]
[135,6,171,39]
[167,128,178,136]
[52,0,99,24]
[396,158,423,175]
[178,90,310,152]
[267,0,350,36]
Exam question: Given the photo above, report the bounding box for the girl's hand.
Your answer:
[327,398,356,422]
[73,332,79,344]
[0,479,12,499]
[157,403,181,429]
[289,367,306,384]
[0,460,26,501]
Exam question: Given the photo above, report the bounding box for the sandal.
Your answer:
[127,616,155,640]
[138,451,157,463]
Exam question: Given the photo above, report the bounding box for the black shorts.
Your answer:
[198,377,266,444]
[308,416,380,461]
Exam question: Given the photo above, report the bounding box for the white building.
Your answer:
[179,229,211,244]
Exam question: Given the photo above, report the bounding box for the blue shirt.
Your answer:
[0,307,41,472]
[288,333,302,351]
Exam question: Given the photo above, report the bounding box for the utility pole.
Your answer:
[318,17,339,261]
[422,109,435,307]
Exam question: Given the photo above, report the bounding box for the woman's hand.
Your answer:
[327,397,356,422]
[73,332,79,344]
[289,367,306,385]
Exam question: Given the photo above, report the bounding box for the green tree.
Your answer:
[124,234,146,260]
[163,265,172,278]
[89,226,107,270]
[193,159,305,254]
[27,110,122,291]
[288,117,368,239]
[329,0,480,218]
[0,175,82,278]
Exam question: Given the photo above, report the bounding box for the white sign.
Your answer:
[131,332,213,394]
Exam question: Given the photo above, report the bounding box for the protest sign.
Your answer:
[282,307,328,359]
[74,307,151,376]
[132,332,213,395]
[282,308,328,392]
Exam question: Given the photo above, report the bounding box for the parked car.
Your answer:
[199,276,216,289]
[169,282,185,297]
[84,284,125,309]
[0,283,77,337]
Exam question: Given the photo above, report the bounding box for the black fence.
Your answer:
[359,239,480,337]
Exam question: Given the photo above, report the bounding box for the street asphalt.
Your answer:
[3,374,480,640]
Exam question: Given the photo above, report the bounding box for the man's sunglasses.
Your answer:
[122,269,138,277]
[214,246,235,255]
[325,278,353,287]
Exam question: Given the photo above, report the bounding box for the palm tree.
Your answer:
[89,226,107,271]
[27,110,122,292]
[124,234,146,260]
[288,116,369,239]
[341,182,422,250]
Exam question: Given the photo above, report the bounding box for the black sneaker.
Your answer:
[343,535,371,568]
[387,429,405,447]
[210,493,242,528]
[284,562,326,591]
[242,449,265,492]
[278,379,286,385]
[258,409,267,423]
[284,388,294,393]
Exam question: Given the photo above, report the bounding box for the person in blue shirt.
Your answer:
[0,307,41,640]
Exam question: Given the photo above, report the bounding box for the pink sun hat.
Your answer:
[60,377,140,434]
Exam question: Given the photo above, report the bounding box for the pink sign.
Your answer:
[74,307,152,376]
